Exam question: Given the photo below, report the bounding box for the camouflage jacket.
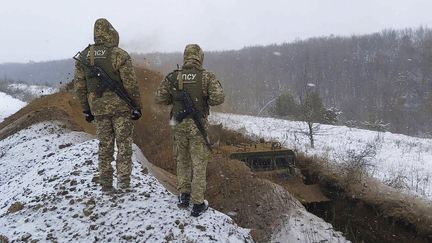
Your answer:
[74,18,141,116]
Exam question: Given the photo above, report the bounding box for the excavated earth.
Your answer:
[0,66,431,242]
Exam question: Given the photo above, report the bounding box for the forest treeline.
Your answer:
[1,27,431,136]
[0,59,74,86]
[135,27,432,136]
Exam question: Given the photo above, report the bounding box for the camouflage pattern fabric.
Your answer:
[94,18,119,47]
[155,44,224,204]
[173,119,210,204]
[73,18,141,189]
[74,18,142,116]
[183,44,204,69]
[95,113,133,187]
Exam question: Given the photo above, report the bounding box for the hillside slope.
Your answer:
[0,67,349,242]
[0,121,252,242]
[0,91,26,123]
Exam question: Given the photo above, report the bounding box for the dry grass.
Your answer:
[295,152,432,239]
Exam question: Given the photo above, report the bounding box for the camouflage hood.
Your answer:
[183,44,204,69]
[94,18,119,47]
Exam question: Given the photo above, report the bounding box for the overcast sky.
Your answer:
[0,0,431,63]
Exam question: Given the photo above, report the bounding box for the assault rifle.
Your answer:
[73,52,139,111]
[167,73,212,151]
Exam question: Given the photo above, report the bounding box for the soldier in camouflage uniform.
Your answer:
[155,44,224,217]
[74,18,142,192]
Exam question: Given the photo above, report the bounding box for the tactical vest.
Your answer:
[82,44,121,95]
[171,67,208,120]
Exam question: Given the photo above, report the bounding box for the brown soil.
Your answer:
[256,169,329,204]
[0,92,93,139]
[7,202,24,214]
[206,154,305,241]
[1,65,431,242]
[0,234,9,243]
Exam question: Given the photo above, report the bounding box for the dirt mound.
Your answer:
[206,155,303,240]
[0,91,93,139]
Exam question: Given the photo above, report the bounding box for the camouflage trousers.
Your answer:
[173,118,211,204]
[95,112,134,187]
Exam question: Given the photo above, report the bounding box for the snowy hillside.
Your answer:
[210,113,432,201]
[0,121,351,242]
[2,83,58,102]
[0,91,26,123]
[0,122,253,242]
[8,83,58,97]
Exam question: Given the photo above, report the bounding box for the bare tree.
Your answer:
[298,86,323,148]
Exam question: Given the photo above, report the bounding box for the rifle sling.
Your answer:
[89,46,95,66]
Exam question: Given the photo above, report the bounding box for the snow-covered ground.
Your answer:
[210,113,432,201]
[8,83,57,97]
[0,91,26,123]
[0,83,57,123]
[0,122,252,242]
[272,208,347,242]
[0,121,350,242]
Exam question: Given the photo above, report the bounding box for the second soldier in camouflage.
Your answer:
[155,44,224,217]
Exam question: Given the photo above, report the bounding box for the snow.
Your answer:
[0,121,87,186]
[272,208,347,243]
[0,83,57,123]
[210,113,432,201]
[0,91,26,122]
[8,83,57,97]
[266,185,348,242]
[0,120,352,242]
[0,121,253,242]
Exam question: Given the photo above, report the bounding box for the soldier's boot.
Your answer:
[177,193,191,209]
[191,200,208,217]
[91,173,100,184]
[100,177,114,193]
[117,180,134,193]
[101,184,114,193]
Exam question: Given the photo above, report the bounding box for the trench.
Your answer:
[241,153,430,243]
[299,169,430,243]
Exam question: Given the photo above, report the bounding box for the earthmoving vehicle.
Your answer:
[218,141,329,204]
[222,141,297,172]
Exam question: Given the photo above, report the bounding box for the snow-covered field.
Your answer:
[0,122,252,242]
[210,113,432,201]
[8,83,57,97]
[0,91,26,123]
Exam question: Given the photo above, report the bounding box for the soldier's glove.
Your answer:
[83,110,94,123]
[131,109,142,120]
